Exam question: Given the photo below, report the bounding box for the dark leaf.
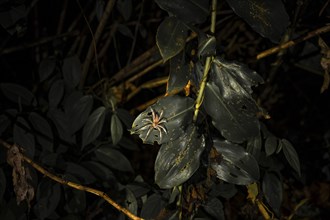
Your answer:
[209,182,237,199]
[65,162,96,184]
[204,57,263,143]
[116,108,134,128]
[155,125,205,189]
[131,95,194,145]
[0,168,6,199]
[39,58,56,82]
[47,109,75,144]
[67,95,93,135]
[198,35,216,59]
[141,193,166,219]
[34,180,61,220]
[118,137,140,151]
[225,0,290,43]
[125,188,138,215]
[246,131,262,160]
[13,117,35,158]
[156,17,188,62]
[95,0,105,20]
[127,182,151,198]
[111,114,123,145]
[155,0,209,24]
[83,161,115,181]
[265,135,277,156]
[48,79,64,108]
[64,175,86,213]
[262,172,282,215]
[282,139,301,176]
[117,24,134,39]
[0,83,36,106]
[95,146,134,172]
[0,114,10,136]
[167,52,190,94]
[116,0,132,21]
[212,139,260,185]
[202,198,225,220]
[82,106,106,149]
[29,112,53,152]
[62,55,82,89]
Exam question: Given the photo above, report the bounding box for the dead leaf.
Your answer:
[318,37,330,93]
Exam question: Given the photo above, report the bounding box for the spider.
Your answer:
[136,107,167,143]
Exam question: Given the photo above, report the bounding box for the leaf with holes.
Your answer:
[212,139,259,185]
[82,106,106,149]
[204,57,263,143]
[0,83,36,106]
[111,114,123,145]
[155,125,205,189]
[282,139,301,176]
[156,17,188,62]
[225,0,289,43]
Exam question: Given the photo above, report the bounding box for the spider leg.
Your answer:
[158,124,167,134]
[157,127,163,143]
[143,126,153,142]
[132,123,150,133]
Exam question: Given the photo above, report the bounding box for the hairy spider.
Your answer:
[136,107,167,143]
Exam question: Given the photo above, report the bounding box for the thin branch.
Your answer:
[0,139,144,220]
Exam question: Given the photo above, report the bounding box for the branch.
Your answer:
[0,139,144,220]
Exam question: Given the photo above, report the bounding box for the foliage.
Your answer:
[0,0,329,219]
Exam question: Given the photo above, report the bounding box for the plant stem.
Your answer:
[193,0,217,123]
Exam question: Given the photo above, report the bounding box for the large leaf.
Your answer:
[48,79,64,108]
[262,172,282,215]
[212,139,259,185]
[155,0,209,24]
[82,106,106,149]
[140,193,166,219]
[155,125,205,189]
[156,16,188,62]
[167,52,190,94]
[204,57,263,143]
[13,117,35,158]
[29,112,53,152]
[95,146,134,172]
[67,95,93,135]
[131,95,194,145]
[62,55,82,89]
[0,83,36,106]
[282,139,301,176]
[111,114,123,145]
[225,0,290,43]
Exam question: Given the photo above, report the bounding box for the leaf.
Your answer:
[29,112,54,152]
[140,193,166,219]
[155,0,209,24]
[14,117,35,158]
[65,162,96,184]
[167,52,190,94]
[83,161,115,181]
[265,135,277,156]
[39,58,56,82]
[210,182,237,199]
[118,137,140,151]
[117,24,134,39]
[0,168,6,199]
[0,114,10,136]
[67,95,93,135]
[282,139,301,176]
[0,83,36,106]
[198,35,216,59]
[95,147,134,172]
[48,79,64,108]
[34,180,61,220]
[225,0,290,43]
[63,175,86,213]
[82,106,106,149]
[204,57,263,143]
[212,139,260,185]
[116,0,132,21]
[95,0,105,20]
[111,114,123,145]
[155,125,205,189]
[156,16,188,62]
[131,95,194,145]
[262,172,282,215]
[62,55,82,89]
[116,108,134,128]
[125,188,138,215]
[202,198,225,220]
[246,131,262,161]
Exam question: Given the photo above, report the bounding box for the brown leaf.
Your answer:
[318,37,330,93]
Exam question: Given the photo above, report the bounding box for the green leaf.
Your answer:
[167,52,190,94]
[212,139,260,185]
[95,147,134,172]
[282,139,301,176]
[0,83,36,106]
[262,172,282,215]
[225,0,290,43]
[65,162,96,184]
[0,168,6,199]
[48,79,64,108]
[39,58,56,82]
[265,135,277,156]
[131,95,194,145]
[67,95,93,135]
[155,125,205,189]
[210,182,237,199]
[14,117,35,158]
[125,188,138,215]
[116,0,132,21]
[156,17,188,62]
[202,198,225,220]
[111,114,123,145]
[204,57,263,143]
[63,175,86,214]
[83,161,115,181]
[141,193,166,219]
[29,112,53,152]
[155,0,209,24]
[246,131,262,161]
[62,55,82,89]
[82,106,106,149]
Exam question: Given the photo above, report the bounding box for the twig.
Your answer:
[256,25,330,60]
[79,0,116,89]
[0,139,144,220]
